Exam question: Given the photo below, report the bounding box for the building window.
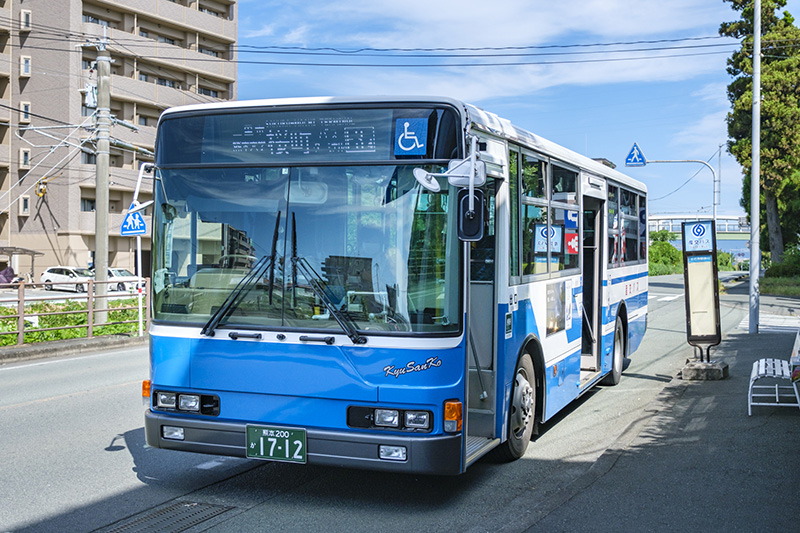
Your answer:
[81,198,96,212]
[138,116,148,126]
[199,47,220,57]
[156,78,177,88]
[19,148,31,169]
[139,73,149,82]
[157,35,176,45]
[199,8,217,17]
[20,10,32,31]
[82,152,97,165]
[83,15,110,27]
[197,87,219,97]
[139,30,149,38]
[19,195,31,216]
[20,56,32,77]
[20,102,31,123]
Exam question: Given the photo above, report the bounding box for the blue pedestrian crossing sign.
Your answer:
[625,143,646,167]
[121,205,147,236]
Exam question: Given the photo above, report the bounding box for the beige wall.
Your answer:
[0,0,237,279]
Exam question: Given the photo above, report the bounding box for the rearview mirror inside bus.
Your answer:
[457,188,485,242]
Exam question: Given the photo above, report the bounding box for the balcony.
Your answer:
[0,97,10,123]
[0,49,10,78]
[83,25,235,83]
[93,0,235,41]
[0,4,10,33]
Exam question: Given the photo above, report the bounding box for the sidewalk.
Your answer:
[0,334,147,364]
[526,291,800,532]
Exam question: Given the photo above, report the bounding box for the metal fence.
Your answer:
[0,279,150,346]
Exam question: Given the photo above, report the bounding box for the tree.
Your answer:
[650,229,677,242]
[720,0,800,263]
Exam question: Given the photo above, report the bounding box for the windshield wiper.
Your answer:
[292,256,366,345]
[201,255,273,337]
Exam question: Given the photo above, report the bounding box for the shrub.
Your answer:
[717,251,734,271]
[649,262,680,276]
[649,241,681,267]
[765,244,800,277]
[0,297,141,346]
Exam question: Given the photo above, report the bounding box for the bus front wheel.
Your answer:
[602,318,625,386]
[493,353,535,462]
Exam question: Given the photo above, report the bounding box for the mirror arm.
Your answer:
[468,135,478,213]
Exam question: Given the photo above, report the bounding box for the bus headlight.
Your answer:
[156,391,176,409]
[374,409,400,427]
[178,394,201,412]
[404,411,430,429]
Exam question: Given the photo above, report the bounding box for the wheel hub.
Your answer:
[511,371,533,433]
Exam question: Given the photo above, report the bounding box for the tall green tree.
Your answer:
[720,0,800,263]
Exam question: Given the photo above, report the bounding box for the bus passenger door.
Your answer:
[581,195,604,372]
[467,183,497,444]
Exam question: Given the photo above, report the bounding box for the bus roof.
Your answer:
[160,96,646,193]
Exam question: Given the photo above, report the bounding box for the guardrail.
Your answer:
[0,279,150,346]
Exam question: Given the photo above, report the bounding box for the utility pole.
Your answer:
[750,0,762,334]
[94,38,110,323]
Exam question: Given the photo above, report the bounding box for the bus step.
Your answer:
[465,436,499,465]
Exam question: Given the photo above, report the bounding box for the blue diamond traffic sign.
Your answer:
[121,211,147,236]
[625,143,646,167]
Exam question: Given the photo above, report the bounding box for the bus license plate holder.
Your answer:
[246,425,307,464]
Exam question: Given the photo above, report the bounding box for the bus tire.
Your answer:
[602,318,625,386]
[493,353,535,462]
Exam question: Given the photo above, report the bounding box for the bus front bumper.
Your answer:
[145,410,464,475]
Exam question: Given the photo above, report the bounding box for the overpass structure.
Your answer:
[648,215,751,263]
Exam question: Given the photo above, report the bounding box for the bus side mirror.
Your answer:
[458,188,484,241]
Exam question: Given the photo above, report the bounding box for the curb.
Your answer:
[0,334,148,364]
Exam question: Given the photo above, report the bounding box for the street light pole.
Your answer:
[749,0,762,335]
[644,159,718,224]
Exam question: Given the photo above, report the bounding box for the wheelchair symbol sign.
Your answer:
[395,118,427,156]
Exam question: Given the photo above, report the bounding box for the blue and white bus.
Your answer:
[142,97,648,475]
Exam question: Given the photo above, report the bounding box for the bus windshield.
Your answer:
[151,165,462,336]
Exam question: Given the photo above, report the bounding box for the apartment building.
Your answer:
[0,0,237,279]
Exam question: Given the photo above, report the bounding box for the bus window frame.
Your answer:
[511,147,582,285]
[607,180,647,268]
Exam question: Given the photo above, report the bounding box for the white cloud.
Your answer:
[237,1,738,102]
[242,24,275,39]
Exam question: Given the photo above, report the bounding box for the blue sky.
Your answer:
[235,0,800,218]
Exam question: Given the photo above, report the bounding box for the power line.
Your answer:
[0,102,74,126]
[232,35,733,54]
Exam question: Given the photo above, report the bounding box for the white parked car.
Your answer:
[39,266,94,292]
[106,268,143,292]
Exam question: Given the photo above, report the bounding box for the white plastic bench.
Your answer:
[748,329,800,416]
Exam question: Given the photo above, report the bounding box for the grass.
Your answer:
[760,277,800,298]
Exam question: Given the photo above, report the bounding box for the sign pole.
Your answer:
[121,201,148,337]
[136,235,143,337]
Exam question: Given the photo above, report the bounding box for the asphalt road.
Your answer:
[0,274,752,532]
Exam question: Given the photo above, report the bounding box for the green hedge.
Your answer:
[0,298,142,346]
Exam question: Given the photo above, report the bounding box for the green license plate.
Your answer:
[246,425,307,463]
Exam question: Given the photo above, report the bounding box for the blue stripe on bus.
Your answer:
[606,270,649,285]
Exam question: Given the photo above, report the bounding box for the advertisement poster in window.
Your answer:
[546,281,566,335]
[534,224,562,254]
